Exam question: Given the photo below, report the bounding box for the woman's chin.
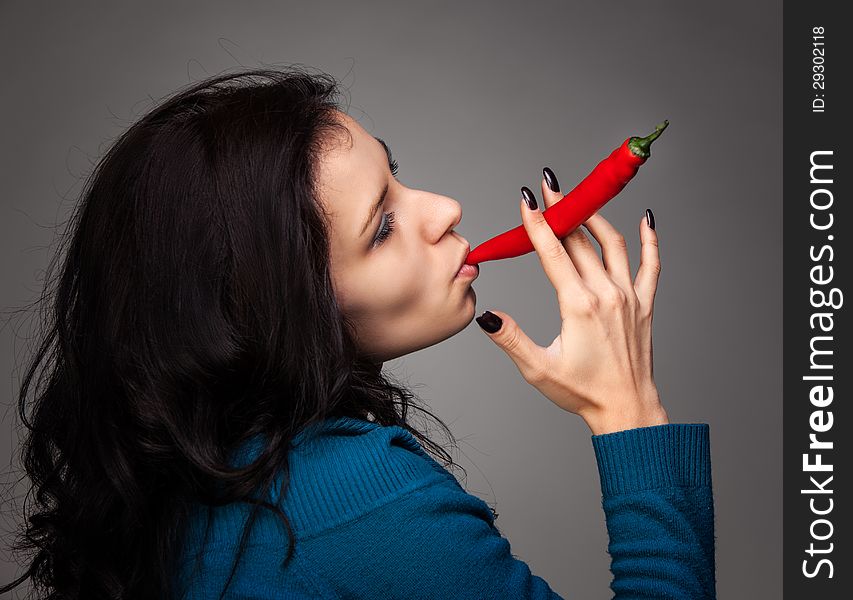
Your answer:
[463,285,477,310]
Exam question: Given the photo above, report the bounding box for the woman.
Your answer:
[1,67,715,599]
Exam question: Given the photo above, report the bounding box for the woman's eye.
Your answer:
[373,211,396,247]
[372,156,399,248]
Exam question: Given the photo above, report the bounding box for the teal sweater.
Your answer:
[174,417,716,599]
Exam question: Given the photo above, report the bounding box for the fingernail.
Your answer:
[476,310,503,333]
[645,208,655,230]
[521,186,538,211]
[543,167,560,193]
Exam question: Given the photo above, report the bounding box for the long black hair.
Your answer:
[1,66,465,599]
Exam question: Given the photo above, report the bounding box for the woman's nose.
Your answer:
[448,198,463,230]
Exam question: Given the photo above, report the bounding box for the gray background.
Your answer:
[0,0,781,597]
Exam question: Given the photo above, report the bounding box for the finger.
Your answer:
[539,170,608,288]
[518,188,587,314]
[476,309,548,385]
[540,166,563,210]
[580,211,634,295]
[561,220,611,288]
[634,210,661,314]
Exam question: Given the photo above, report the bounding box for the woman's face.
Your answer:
[316,111,478,364]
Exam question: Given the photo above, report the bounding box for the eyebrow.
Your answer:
[359,136,394,239]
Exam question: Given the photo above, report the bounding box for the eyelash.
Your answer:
[373,158,400,248]
[373,211,396,247]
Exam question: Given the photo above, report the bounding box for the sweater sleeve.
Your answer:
[299,423,715,600]
[591,423,716,599]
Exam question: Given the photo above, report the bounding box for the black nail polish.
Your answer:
[645,208,655,230]
[543,167,560,193]
[476,311,503,334]
[521,187,538,211]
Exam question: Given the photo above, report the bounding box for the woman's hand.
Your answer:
[477,174,669,436]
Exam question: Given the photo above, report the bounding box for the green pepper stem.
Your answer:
[627,120,669,158]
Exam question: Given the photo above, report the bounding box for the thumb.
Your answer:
[476,309,545,384]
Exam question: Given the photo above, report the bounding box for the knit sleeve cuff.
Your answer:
[590,423,711,497]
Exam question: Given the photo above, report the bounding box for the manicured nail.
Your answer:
[543,167,560,193]
[476,310,503,333]
[521,186,538,211]
[645,208,655,230]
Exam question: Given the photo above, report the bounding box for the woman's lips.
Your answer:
[455,263,479,279]
[454,243,478,280]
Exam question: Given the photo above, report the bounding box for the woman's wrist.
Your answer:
[584,400,670,436]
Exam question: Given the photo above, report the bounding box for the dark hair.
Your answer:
[1,66,467,599]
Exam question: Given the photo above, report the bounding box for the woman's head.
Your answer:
[2,66,467,600]
[317,110,477,363]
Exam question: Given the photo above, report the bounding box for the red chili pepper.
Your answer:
[464,120,669,266]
